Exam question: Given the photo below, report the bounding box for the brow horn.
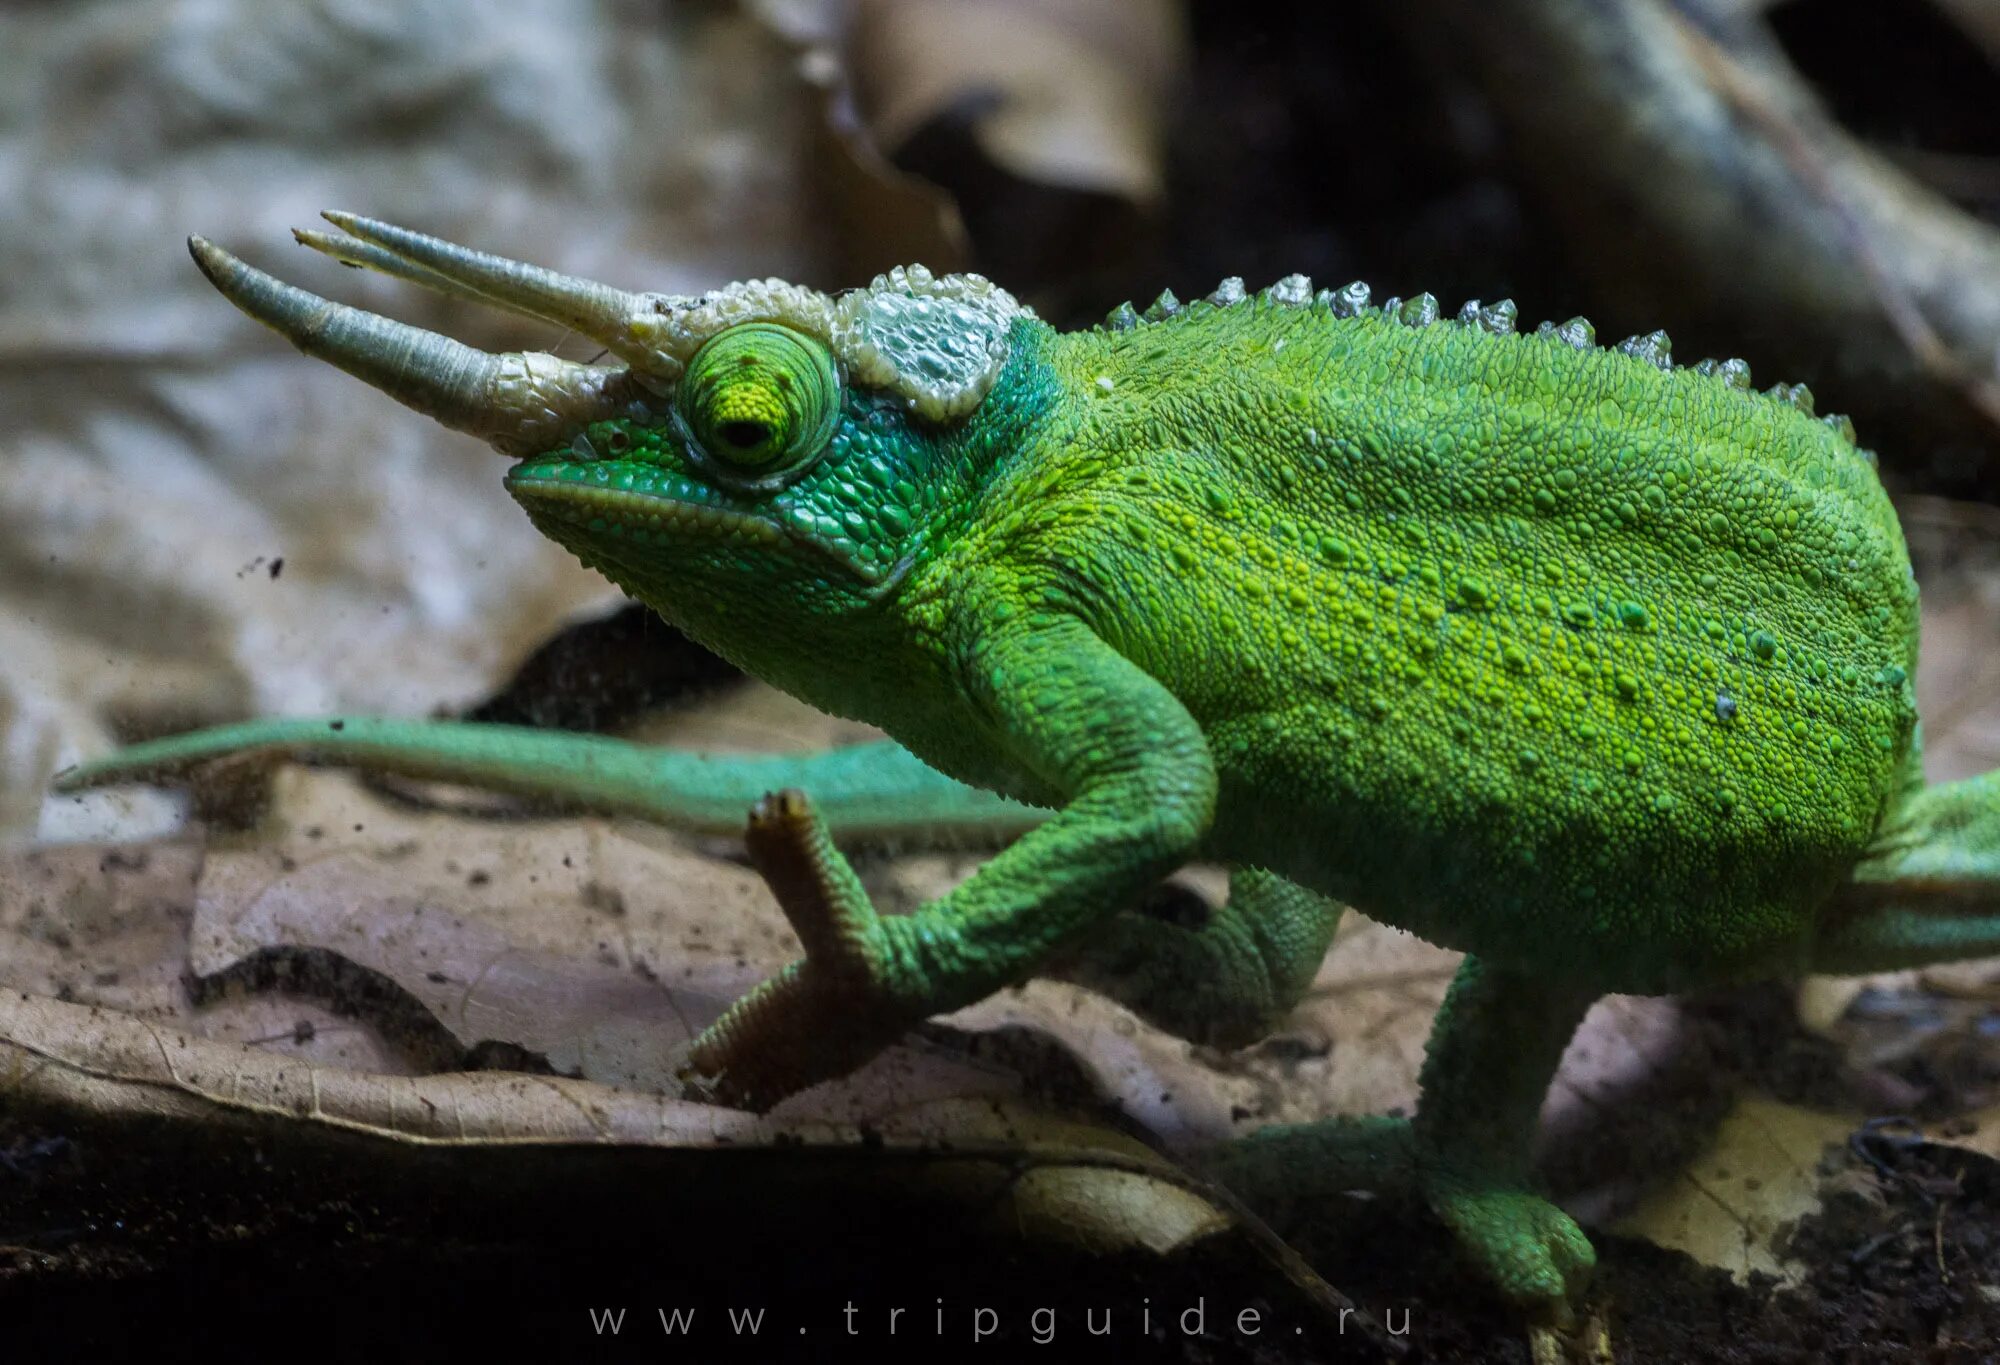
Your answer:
[189,234,642,458]
[296,211,675,378]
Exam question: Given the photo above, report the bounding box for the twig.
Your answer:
[1668,10,2000,430]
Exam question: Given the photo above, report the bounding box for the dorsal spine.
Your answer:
[1091,273,1866,454]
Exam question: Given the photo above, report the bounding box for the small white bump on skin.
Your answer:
[1096,376,1116,393]
[627,279,837,373]
[1265,273,1312,306]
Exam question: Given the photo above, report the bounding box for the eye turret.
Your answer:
[679,322,841,475]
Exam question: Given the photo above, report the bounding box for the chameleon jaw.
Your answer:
[505,465,785,548]
[508,463,909,590]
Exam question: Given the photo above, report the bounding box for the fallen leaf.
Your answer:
[0,986,1372,1337]
[1612,1096,1860,1286]
[842,0,1183,204]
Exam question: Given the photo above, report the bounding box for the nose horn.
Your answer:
[188,233,642,458]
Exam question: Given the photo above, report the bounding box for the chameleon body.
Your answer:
[56,216,2000,1317]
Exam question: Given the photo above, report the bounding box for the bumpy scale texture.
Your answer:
[899,281,1920,992]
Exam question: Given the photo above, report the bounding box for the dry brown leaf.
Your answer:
[1615,1094,2000,1290]
[842,0,1183,203]
[0,985,1370,1327]
[1930,1106,2000,1162]
[1612,1097,1860,1286]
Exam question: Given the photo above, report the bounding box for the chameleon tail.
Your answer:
[51,718,1041,848]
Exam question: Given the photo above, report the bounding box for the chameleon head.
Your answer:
[188,216,1044,686]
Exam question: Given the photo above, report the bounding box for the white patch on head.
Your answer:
[831,266,1026,419]
[619,267,1028,422]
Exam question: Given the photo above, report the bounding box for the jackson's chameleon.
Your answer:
[54,215,2000,1317]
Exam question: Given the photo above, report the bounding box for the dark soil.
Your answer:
[5,1095,1998,1363]
[6,974,2000,1364]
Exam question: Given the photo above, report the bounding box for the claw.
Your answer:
[1530,1307,1613,1365]
[189,234,645,458]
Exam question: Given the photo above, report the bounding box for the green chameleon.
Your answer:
[54,214,2000,1317]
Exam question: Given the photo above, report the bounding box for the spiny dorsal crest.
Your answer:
[1095,272,1865,455]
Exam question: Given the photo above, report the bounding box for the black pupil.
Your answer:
[718,420,769,450]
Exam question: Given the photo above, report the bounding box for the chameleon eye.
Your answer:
[679,322,840,472]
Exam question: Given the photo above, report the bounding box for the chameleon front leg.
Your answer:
[683,617,1219,1108]
[1052,868,1344,1047]
[1208,955,1597,1314]
[52,719,1042,847]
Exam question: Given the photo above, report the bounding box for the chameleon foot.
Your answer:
[1425,1177,1597,1318]
[679,788,917,1109]
[1205,1116,1595,1318]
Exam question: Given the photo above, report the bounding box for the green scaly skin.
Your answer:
[54,230,2000,1320]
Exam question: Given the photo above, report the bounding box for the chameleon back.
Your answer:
[979,286,1921,989]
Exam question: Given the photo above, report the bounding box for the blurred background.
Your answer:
[9,0,2000,840]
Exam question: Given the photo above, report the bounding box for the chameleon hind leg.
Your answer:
[1411,956,1599,1309]
[1207,955,1598,1314]
[1814,771,2000,972]
[1814,900,2000,971]
[1051,868,1343,1046]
